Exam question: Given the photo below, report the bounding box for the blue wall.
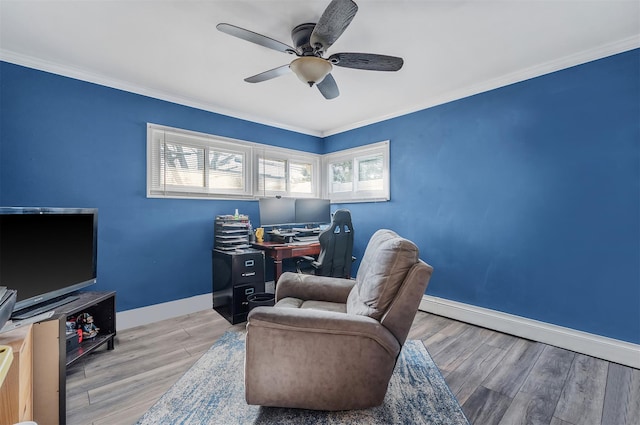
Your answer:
[1,49,638,344]
[0,62,322,311]
[328,49,640,344]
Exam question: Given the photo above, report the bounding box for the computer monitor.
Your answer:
[295,198,331,225]
[258,197,296,227]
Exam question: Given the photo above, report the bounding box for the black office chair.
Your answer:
[297,209,354,278]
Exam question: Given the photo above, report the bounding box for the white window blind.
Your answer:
[258,157,286,193]
[323,141,390,202]
[148,124,387,202]
[255,148,320,198]
[148,125,252,199]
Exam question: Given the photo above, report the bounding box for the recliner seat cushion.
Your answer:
[275,297,347,314]
[347,230,419,320]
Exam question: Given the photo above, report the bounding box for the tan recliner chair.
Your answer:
[245,229,434,411]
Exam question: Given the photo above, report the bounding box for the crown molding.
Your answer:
[2,35,638,139]
[0,49,323,138]
[322,36,640,137]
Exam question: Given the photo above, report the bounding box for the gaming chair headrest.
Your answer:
[332,209,352,226]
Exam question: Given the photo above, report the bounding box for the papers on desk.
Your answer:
[269,229,296,236]
[221,222,248,228]
[294,235,319,242]
[292,227,320,233]
[216,234,251,250]
[216,244,252,251]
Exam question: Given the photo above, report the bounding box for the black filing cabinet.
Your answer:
[212,249,265,324]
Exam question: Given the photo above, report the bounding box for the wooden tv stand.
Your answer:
[0,290,116,425]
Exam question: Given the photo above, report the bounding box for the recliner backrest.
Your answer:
[314,209,354,278]
[346,229,420,321]
[380,260,433,345]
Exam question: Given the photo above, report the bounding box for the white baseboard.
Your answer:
[117,293,212,330]
[116,293,638,368]
[419,295,640,369]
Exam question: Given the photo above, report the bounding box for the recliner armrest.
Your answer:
[247,307,400,357]
[275,272,355,303]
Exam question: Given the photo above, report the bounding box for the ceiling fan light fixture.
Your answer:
[290,57,332,87]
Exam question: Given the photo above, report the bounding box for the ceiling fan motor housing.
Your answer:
[291,23,318,56]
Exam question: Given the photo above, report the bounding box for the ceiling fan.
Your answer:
[217,0,404,100]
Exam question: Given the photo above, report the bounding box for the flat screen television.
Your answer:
[0,207,98,313]
[258,197,296,227]
[295,198,331,224]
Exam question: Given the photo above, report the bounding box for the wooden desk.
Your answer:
[252,242,321,283]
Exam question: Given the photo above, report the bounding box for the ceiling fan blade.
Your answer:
[328,53,404,71]
[244,65,292,83]
[310,0,358,53]
[217,23,295,54]
[317,73,339,99]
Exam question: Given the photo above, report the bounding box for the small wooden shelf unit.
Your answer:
[0,290,116,425]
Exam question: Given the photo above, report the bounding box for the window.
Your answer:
[147,124,320,200]
[255,148,320,198]
[148,125,252,198]
[323,141,390,202]
[330,160,353,193]
[258,157,286,192]
[148,124,388,202]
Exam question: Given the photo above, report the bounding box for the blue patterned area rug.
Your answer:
[136,331,469,425]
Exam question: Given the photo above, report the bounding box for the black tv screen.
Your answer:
[258,197,296,227]
[295,198,331,224]
[0,207,98,311]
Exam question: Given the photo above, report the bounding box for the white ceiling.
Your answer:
[1,1,638,136]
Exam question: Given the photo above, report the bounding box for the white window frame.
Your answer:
[147,124,321,200]
[147,124,254,199]
[254,146,321,199]
[322,141,390,203]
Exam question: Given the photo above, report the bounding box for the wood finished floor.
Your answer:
[66,309,640,425]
